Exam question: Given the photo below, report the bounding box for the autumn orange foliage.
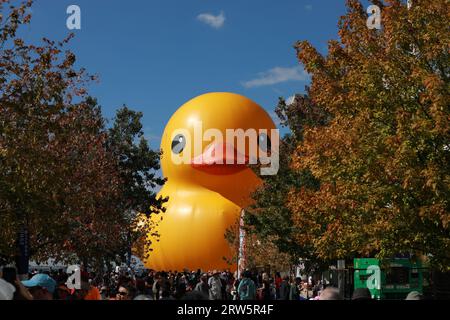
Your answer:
[289,0,449,269]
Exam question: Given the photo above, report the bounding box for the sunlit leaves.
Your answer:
[287,0,449,270]
[0,1,165,268]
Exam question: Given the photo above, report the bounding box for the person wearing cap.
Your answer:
[22,273,56,300]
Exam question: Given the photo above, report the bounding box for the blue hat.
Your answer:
[22,274,56,294]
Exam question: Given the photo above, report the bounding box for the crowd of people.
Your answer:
[0,266,424,301]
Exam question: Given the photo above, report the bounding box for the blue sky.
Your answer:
[19,0,358,147]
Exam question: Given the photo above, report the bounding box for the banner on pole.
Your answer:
[237,209,246,279]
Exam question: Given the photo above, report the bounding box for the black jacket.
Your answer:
[279,281,290,300]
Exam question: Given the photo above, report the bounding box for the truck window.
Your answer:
[385,267,409,285]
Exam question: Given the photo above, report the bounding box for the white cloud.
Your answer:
[242,66,308,88]
[197,11,226,29]
[305,4,313,11]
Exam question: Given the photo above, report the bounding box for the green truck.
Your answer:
[354,258,428,300]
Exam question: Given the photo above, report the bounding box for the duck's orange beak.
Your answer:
[191,142,249,174]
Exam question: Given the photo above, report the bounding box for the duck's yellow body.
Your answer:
[144,92,275,271]
[148,183,241,271]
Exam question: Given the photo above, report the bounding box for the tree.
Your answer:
[0,0,124,267]
[225,220,294,272]
[288,0,449,269]
[236,92,331,271]
[107,106,166,216]
[0,0,165,269]
[106,106,166,263]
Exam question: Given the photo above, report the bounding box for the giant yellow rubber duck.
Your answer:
[145,92,276,271]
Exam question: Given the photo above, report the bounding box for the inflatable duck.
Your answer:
[145,92,276,271]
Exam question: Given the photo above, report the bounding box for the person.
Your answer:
[289,277,301,300]
[144,272,154,296]
[116,285,135,300]
[225,271,234,300]
[182,290,209,300]
[274,272,282,299]
[108,288,118,300]
[194,273,209,297]
[299,280,311,300]
[22,273,57,300]
[174,281,186,300]
[1,267,33,300]
[256,272,263,289]
[260,273,272,300]
[99,285,109,300]
[312,279,322,297]
[84,284,102,300]
[352,288,372,300]
[152,272,161,300]
[238,270,256,300]
[135,278,147,297]
[159,272,172,299]
[405,291,424,300]
[231,271,240,300]
[55,284,71,300]
[159,287,175,300]
[278,275,290,300]
[208,271,223,300]
[219,272,228,300]
[0,278,15,300]
[134,294,153,300]
[319,287,343,300]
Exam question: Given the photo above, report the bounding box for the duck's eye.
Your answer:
[258,133,271,153]
[171,134,186,154]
